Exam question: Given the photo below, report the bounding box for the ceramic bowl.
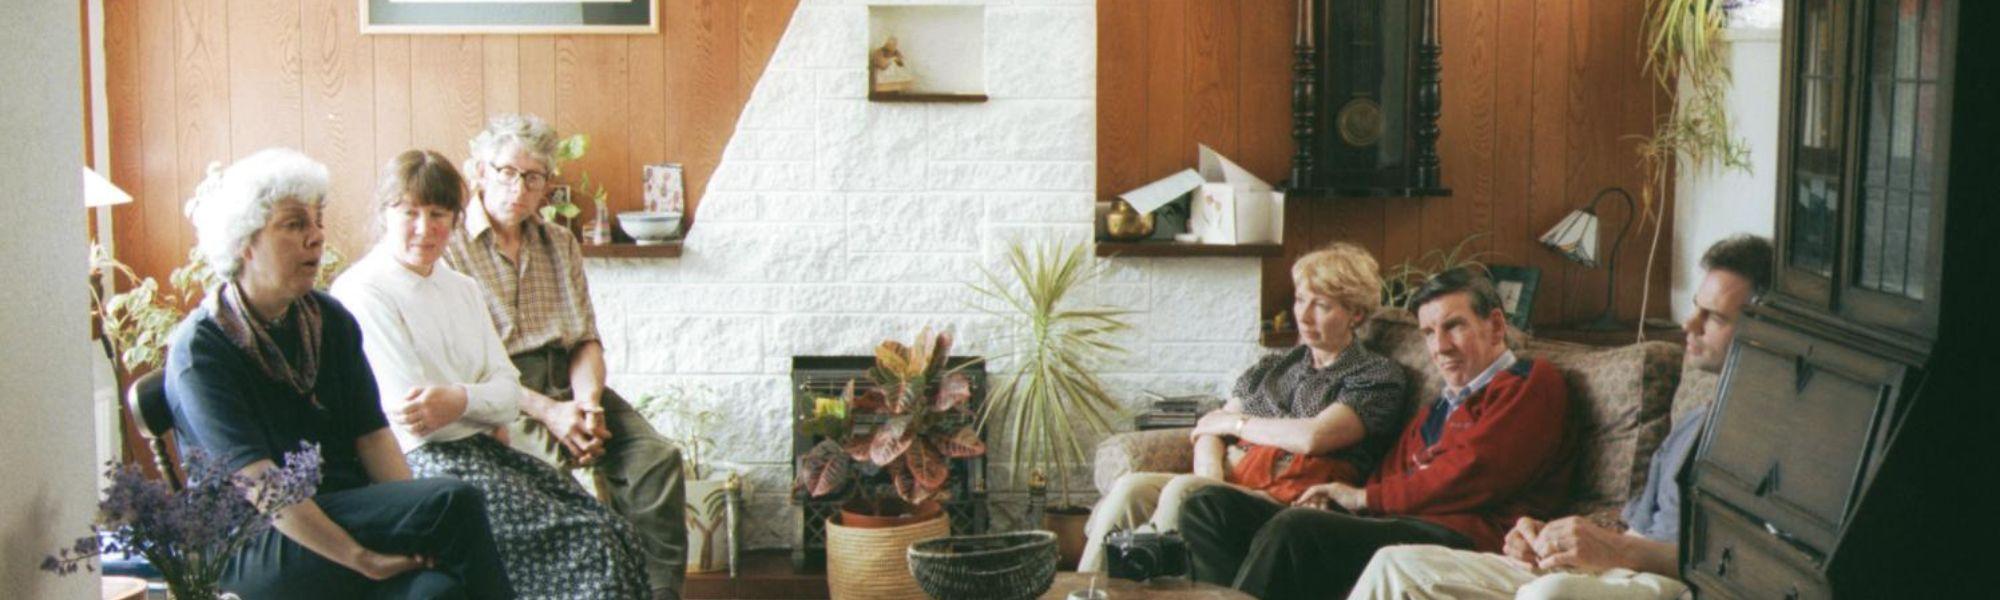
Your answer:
[618,211,683,244]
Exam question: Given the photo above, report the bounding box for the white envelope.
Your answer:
[1190,145,1282,245]
[1118,168,1203,214]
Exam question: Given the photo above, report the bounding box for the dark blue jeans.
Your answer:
[222,478,514,599]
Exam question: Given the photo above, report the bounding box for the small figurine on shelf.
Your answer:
[870,36,915,93]
[583,193,612,246]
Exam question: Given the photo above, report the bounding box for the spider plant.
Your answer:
[1629,0,1752,340]
[969,240,1133,508]
[1380,232,1495,312]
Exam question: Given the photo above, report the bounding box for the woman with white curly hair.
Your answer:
[165,147,514,599]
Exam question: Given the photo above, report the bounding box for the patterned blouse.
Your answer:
[1232,344,1410,477]
[444,205,601,356]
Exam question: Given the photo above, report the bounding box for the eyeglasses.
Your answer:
[490,165,551,191]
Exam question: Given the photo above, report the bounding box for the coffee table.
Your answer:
[1039,573,1253,599]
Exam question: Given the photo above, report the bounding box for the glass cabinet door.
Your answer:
[1847,0,1948,338]
[1776,0,1851,307]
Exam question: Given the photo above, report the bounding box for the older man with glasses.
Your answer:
[445,114,688,600]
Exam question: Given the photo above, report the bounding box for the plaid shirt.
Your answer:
[444,205,600,356]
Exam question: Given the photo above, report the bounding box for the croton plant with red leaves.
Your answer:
[796,327,987,511]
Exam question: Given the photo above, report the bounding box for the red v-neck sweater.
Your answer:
[1363,357,1577,552]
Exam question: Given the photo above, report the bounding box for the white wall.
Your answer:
[585,0,1265,550]
[0,1,98,597]
[1672,26,1781,320]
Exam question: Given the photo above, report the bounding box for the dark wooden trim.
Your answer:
[1283,186,1453,199]
[1095,241,1282,258]
[580,241,683,258]
[1261,330,1298,348]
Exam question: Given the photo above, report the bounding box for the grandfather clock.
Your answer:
[1287,0,1449,198]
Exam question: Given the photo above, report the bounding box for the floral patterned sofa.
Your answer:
[1093,308,1719,519]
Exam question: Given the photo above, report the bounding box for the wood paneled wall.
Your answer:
[103,0,797,282]
[1099,0,1674,329]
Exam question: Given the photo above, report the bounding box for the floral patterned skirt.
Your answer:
[407,435,650,599]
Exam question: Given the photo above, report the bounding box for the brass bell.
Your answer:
[1103,199,1155,241]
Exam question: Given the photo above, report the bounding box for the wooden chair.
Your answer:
[123,370,182,490]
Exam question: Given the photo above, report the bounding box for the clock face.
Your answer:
[1337,98,1384,148]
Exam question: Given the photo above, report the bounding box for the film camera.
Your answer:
[1103,523,1190,582]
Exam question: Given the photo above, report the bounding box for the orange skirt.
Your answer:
[1228,443,1363,505]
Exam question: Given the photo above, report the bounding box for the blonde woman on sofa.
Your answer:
[331,149,650,599]
[1078,242,1410,572]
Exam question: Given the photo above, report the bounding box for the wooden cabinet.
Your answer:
[1687,317,1912,594]
[1683,0,1994,596]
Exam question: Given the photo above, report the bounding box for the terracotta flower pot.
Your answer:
[1042,505,1092,571]
[837,497,943,529]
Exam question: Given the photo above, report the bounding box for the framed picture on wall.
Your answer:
[1486,265,1541,333]
[361,0,657,35]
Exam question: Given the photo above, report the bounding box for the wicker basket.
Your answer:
[826,511,951,600]
[907,531,1059,600]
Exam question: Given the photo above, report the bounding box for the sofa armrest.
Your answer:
[1093,428,1196,495]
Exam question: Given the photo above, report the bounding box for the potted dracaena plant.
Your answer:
[968,240,1132,568]
[794,327,985,599]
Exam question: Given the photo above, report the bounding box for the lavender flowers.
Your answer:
[43,442,323,599]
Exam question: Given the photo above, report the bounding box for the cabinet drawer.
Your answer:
[1693,318,1907,553]
[1685,493,1831,600]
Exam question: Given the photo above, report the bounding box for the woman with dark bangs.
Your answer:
[331,149,650,599]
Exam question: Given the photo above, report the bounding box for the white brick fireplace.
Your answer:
[584,0,1265,550]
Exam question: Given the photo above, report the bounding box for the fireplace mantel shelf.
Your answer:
[1095,241,1282,258]
[581,241,683,258]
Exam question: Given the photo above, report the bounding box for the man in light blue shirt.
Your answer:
[1348,235,1772,600]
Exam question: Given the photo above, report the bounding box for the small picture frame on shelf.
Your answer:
[1486,265,1541,333]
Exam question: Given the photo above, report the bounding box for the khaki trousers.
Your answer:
[1347,544,1688,600]
[1077,472,1237,573]
[511,348,687,599]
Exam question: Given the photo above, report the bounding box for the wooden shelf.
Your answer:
[1283,186,1453,199]
[580,241,682,258]
[867,92,989,103]
[1095,241,1282,258]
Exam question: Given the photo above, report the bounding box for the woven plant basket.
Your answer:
[826,510,951,600]
[907,531,1058,600]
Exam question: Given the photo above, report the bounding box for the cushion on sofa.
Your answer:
[1521,340,1683,516]
[1670,358,1720,424]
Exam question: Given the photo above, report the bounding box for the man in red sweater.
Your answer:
[1179,268,1576,599]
